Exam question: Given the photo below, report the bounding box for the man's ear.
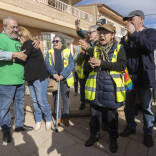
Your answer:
[140,17,144,24]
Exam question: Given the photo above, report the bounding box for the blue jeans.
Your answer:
[28,78,52,122]
[0,84,25,131]
[125,87,154,135]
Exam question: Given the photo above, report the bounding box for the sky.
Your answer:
[75,0,156,28]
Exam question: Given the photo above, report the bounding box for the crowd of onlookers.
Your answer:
[0,9,156,154]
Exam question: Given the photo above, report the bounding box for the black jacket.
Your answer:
[123,28,156,88]
[22,40,48,81]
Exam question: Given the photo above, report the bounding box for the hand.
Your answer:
[79,39,89,51]
[32,39,40,49]
[53,74,60,81]
[89,57,101,68]
[80,49,85,54]
[59,75,64,81]
[126,22,135,34]
[12,50,27,61]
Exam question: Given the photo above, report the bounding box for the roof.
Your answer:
[75,0,106,6]
[75,0,123,18]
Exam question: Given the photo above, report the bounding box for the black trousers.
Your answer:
[74,71,78,93]
[79,78,86,103]
[90,106,118,138]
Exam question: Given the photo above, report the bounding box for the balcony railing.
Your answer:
[33,0,48,4]
[33,0,94,23]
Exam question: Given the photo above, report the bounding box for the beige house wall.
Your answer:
[97,15,126,38]
[0,0,95,37]
[76,4,126,38]
[60,0,81,5]
[76,5,98,21]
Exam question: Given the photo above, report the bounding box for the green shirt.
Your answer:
[0,33,24,85]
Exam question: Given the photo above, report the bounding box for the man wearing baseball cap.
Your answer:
[120,10,156,148]
[123,10,144,21]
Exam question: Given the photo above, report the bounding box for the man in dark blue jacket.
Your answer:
[120,10,156,148]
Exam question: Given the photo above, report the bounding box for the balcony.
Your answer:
[0,0,95,37]
[48,0,94,22]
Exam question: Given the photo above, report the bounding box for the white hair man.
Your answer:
[0,16,33,144]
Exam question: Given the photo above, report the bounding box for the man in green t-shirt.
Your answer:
[0,17,33,144]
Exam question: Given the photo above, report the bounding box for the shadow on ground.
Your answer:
[0,130,39,156]
[0,89,156,156]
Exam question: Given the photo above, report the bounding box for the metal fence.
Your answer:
[34,0,94,23]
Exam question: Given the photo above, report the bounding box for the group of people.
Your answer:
[74,10,156,153]
[0,9,156,154]
[0,16,74,144]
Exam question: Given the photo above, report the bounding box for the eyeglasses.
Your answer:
[98,30,112,35]
[10,26,18,29]
[53,40,61,43]
[88,30,96,34]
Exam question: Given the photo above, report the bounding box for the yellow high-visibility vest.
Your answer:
[85,44,126,102]
[76,61,85,79]
[48,48,74,87]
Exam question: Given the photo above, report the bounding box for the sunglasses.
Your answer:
[53,40,61,43]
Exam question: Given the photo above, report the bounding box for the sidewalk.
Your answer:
[0,89,156,156]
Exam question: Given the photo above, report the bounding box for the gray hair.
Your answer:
[3,16,17,26]
[54,34,66,49]
[89,25,99,31]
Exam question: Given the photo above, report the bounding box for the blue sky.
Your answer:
[75,0,156,28]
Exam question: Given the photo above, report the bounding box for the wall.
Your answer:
[60,0,81,5]
[0,0,93,35]
[76,5,97,19]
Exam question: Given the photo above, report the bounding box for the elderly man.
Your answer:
[0,16,33,144]
[77,25,99,110]
[120,10,156,147]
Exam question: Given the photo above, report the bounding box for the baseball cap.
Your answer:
[123,10,144,21]
[96,19,106,25]
[76,29,88,39]
[97,24,116,33]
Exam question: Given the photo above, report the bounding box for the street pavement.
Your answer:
[0,88,156,156]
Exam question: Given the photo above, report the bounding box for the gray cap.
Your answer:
[123,10,144,21]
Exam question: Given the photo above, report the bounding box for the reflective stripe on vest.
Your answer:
[76,61,85,79]
[110,44,125,102]
[85,71,97,100]
[48,48,74,87]
[85,44,126,102]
